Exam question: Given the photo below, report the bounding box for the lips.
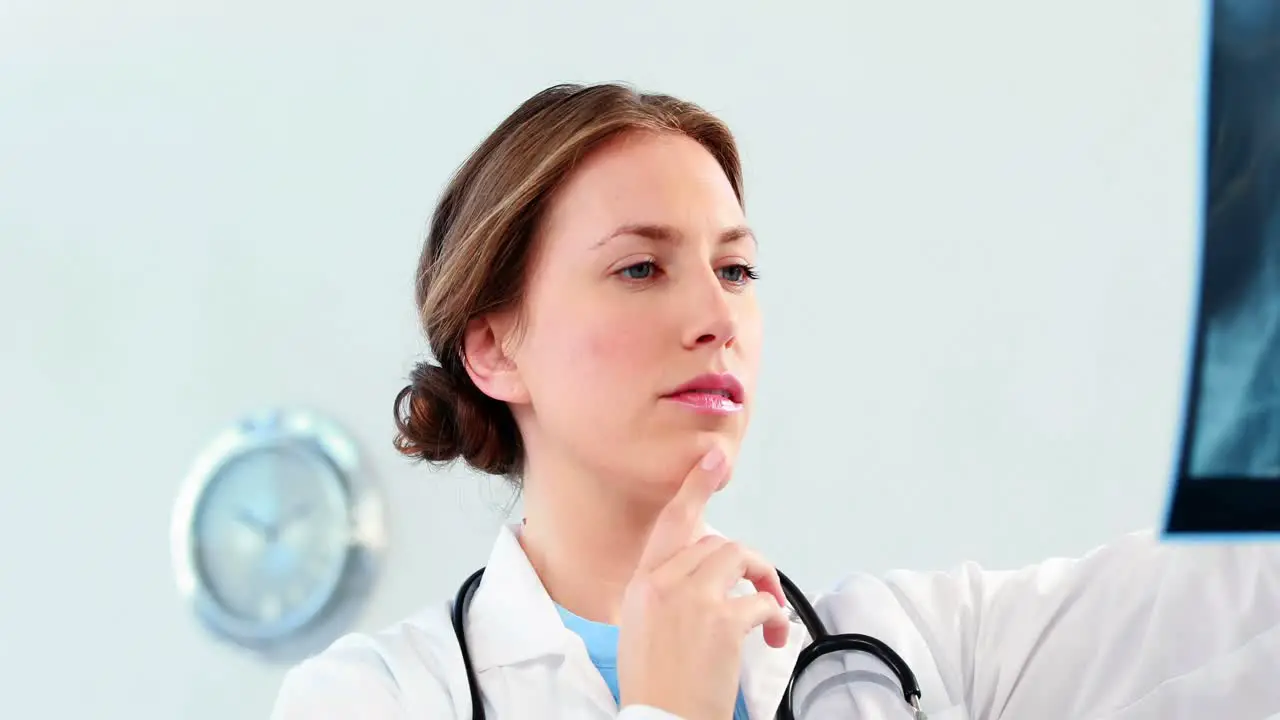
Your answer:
[662,373,746,415]
[664,373,745,403]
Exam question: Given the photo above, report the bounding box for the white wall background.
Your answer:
[0,0,1207,717]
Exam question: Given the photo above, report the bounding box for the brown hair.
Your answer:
[393,83,744,479]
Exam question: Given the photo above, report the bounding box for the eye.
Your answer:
[718,263,760,284]
[618,261,658,281]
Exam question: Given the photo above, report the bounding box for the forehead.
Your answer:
[537,131,745,248]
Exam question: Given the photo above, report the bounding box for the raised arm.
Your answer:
[813,532,1280,718]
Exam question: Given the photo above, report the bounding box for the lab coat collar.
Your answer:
[464,523,569,671]
[463,523,805,715]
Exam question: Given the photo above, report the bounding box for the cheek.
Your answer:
[575,319,661,399]
[584,322,654,370]
[734,300,763,385]
[525,306,661,401]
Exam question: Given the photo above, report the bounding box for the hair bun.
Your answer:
[393,360,523,477]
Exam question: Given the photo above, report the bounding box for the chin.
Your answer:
[642,428,744,484]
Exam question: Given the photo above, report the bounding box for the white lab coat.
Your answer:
[271,524,1280,719]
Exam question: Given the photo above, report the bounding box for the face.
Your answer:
[477,130,762,499]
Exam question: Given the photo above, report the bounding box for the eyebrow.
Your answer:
[592,223,756,249]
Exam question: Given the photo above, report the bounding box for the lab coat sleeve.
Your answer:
[824,531,1280,718]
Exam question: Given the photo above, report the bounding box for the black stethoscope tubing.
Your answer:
[451,567,924,719]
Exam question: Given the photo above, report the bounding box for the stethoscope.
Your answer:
[451,567,926,720]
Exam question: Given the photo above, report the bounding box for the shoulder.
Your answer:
[271,602,467,719]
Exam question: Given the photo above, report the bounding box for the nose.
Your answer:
[681,269,737,350]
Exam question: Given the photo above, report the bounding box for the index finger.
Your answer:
[637,444,729,571]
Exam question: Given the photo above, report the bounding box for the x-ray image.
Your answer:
[1185,0,1280,481]
[1166,0,1280,534]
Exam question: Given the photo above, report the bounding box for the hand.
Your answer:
[617,443,790,720]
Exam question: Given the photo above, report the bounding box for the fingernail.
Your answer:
[700,447,725,471]
[696,448,727,471]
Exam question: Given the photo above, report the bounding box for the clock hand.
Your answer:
[280,502,314,529]
[235,509,274,537]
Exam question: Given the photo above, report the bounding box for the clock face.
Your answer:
[192,444,352,633]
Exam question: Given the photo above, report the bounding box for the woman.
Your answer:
[272,83,1279,719]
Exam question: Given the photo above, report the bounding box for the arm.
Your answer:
[818,532,1280,718]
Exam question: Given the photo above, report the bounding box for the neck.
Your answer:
[518,459,703,626]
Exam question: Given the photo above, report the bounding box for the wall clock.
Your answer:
[170,410,385,660]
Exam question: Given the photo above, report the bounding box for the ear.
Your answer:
[461,313,529,405]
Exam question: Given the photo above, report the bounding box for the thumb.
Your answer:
[638,444,729,571]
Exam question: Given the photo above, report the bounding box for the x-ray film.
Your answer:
[1165,0,1280,534]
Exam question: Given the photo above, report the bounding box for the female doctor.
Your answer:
[271,83,1280,719]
